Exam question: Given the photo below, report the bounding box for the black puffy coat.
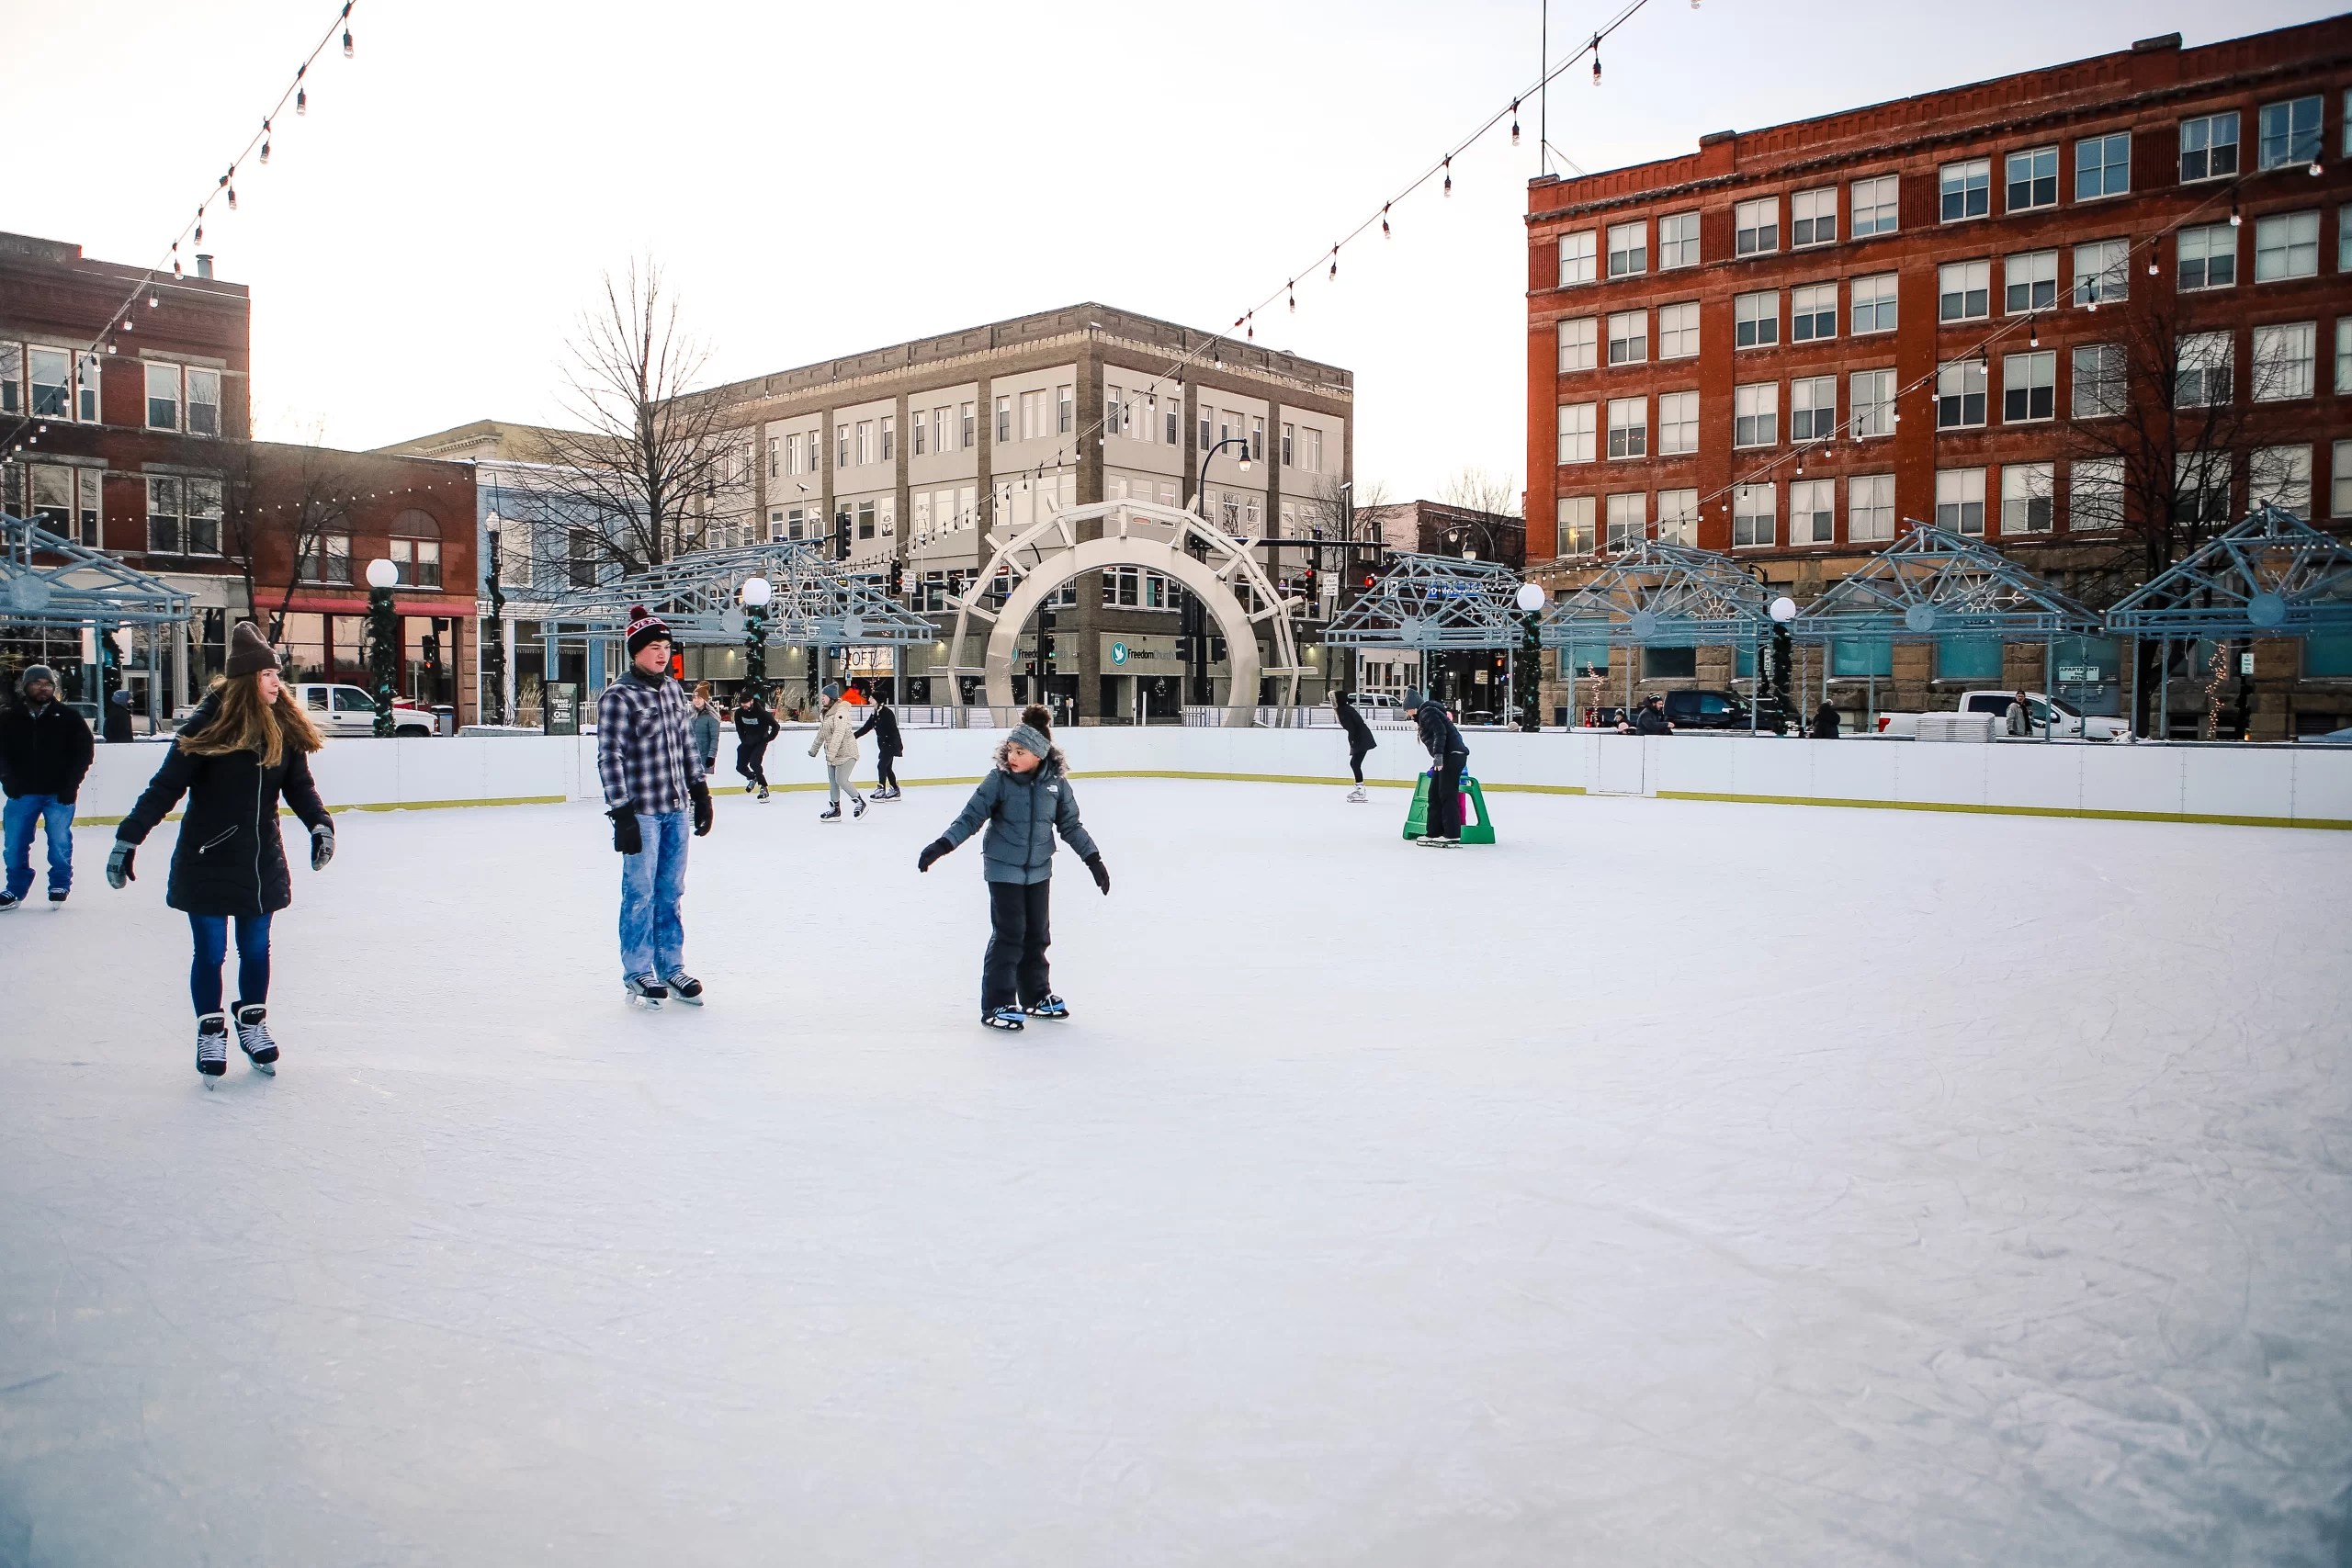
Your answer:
[102,701,135,744]
[115,716,331,917]
[1414,702,1468,763]
[1812,703,1841,739]
[0,700,95,802]
[1335,697,1375,751]
[1633,704,1672,736]
[854,702,903,756]
[732,704,778,751]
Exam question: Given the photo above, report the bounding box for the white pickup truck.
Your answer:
[288,682,439,739]
[1874,690,2129,741]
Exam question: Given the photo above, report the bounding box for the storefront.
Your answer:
[276,598,477,718]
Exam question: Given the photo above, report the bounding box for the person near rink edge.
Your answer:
[1,663,96,911]
[854,693,904,800]
[1333,689,1376,804]
[1400,689,1469,848]
[596,606,712,1009]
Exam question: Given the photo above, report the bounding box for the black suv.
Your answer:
[1659,690,1755,729]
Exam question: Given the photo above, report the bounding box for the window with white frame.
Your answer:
[1103,390,1122,438]
[1939,260,1990,321]
[27,465,102,546]
[75,353,99,422]
[2336,440,2352,517]
[1605,491,1645,547]
[1059,384,1074,434]
[2180,111,2239,181]
[861,419,878,463]
[1606,310,1647,365]
[2176,331,2232,406]
[306,531,354,584]
[2074,238,2129,306]
[2258,96,2323,170]
[1790,479,1835,544]
[145,475,183,553]
[1607,220,1647,277]
[1607,397,1647,458]
[2253,321,2316,400]
[1792,187,1837,247]
[1559,230,1597,286]
[1250,416,1264,460]
[1851,368,1897,437]
[1657,211,1701,268]
[960,402,976,447]
[1734,197,1779,255]
[1936,360,1987,428]
[2073,342,2125,417]
[1850,273,1897,333]
[2255,210,2320,280]
[1936,468,1986,535]
[1732,484,1775,547]
[2175,451,2233,524]
[2342,204,2352,271]
[1556,494,1596,554]
[144,362,180,430]
[2338,319,2352,393]
[1940,158,1990,221]
[1657,390,1699,456]
[0,344,19,415]
[1557,316,1597,372]
[1558,401,1596,464]
[2006,250,2058,313]
[2178,224,2236,290]
[1791,376,1836,441]
[1792,283,1837,342]
[1735,290,1779,348]
[2075,133,2130,199]
[836,424,850,468]
[2071,457,2124,532]
[880,414,895,459]
[2006,147,2059,211]
[1851,175,1899,236]
[1734,382,1778,447]
[1657,301,1699,358]
[26,347,74,419]
[1849,473,1895,541]
[1657,488,1698,546]
[2002,351,2056,422]
[2251,444,2312,518]
[2001,463,2053,533]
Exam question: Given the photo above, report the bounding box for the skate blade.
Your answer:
[249,1060,277,1076]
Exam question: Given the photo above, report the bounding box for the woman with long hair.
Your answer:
[108,622,335,1084]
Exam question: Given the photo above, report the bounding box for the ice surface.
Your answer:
[3,779,2349,1566]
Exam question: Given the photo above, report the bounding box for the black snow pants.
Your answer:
[735,743,769,790]
[1349,742,1372,784]
[1428,752,1467,840]
[876,750,899,792]
[983,879,1052,1015]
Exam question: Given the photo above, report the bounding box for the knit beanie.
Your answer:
[1401,688,1426,712]
[225,621,277,677]
[1005,722,1052,760]
[17,663,56,695]
[821,680,843,703]
[625,605,671,660]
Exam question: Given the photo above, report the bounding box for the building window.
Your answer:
[1791,186,1837,246]
[1850,175,1899,236]
[857,419,876,464]
[1250,416,1264,461]
[1732,484,1775,547]
[2005,147,2059,211]
[27,348,72,418]
[2176,332,2232,407]
[1605,491,1645,548]
[75,353,99,423]
[1657,390,1699,456]
[1733,382,1778,447]
[1656,301,1699,359]
[1850,273,1897,333]
[2252,445,2312,518]
[858,500,876,540]
[2001,464,2053,534]
[880,415,895,460]
[1059,384,1074,434]
[1936,468,1986,535]
[2336,440,2352,517]
[1851,369,1896,437]
[0,344,17,415]
[1790,479,1835,544]
[145,476,182,553]
[1734,197,1779,255]
[2258,96,2324,170]
[836,425,849,468]
[2002,351,2055,422]
[178,367,218,435]
[1607,220,1647,277]
[1556,495,1595,555]
[2005,250,2057,313]
[1606,310,1647,365]
[1789,376,1836,442]
[2255,210,2320,280]
[1557,401,1596,464]
[2180,111,2239,181]
[2177,224,2236,290]
[1936,360,1987,428]
[2073,342,2125,418]
[181,477,220,554]
[1849,473,1895,542]
[2074,238,2129,306]
[1657,488,1698,546]
[389,536,442,587]
[1657,211,1701,269]
[1557,316,1597,372]
[306,532,354,584]
[1559,230,1597,286]
[1606,397,1647,458]
[1281,423,1295,466]
[1735,290,1779,348]
[2071,457,2124,532]
[1940,158,1990,221]
[2075,133,2130,199]
[145,362,181,431]
[2338,319,2352,393]
[2176,451,2233,524]
[2253,321,2316,400]
[960,402,976,448]
[1791,283,1837,342]
[1937,260,1989,322]
[1306,427,1323,474]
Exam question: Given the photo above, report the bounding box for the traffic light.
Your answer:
[888,557,904,597]
[834,509,851,560]
[1303,564,1317,599]
[421,632,440,665]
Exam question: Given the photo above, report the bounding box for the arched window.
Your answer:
[389,508,442,588]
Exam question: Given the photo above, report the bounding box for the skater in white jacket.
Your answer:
[808,682,866,821]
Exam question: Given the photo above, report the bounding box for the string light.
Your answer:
[260,121,272,164]
[1382,202,1391,238]
[298,85,308,115]
[1287,280,1295,311]
[1510,99,1521,146]
[1443,155,1452,197]
[1592,37,1602,85]
[2229,200,2241,226]
[1329,245,1339,281]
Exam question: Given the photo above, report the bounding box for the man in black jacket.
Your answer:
[1402,689,1469,847]
[103,688,136,743]
[1333,690,1376,803]
[1,664,96,910]
[854,695,905,799]
[1630,694,1674,736]
[731,692,779,801]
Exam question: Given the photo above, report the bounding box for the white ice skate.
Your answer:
[1346,785,1368,803]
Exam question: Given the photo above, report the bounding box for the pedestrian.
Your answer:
[1812,699,1841,739]
[808,681,866,821]
[1400,689,1470,848]
[2005,690,2032,738]
[1333,689,1376,803]
[106,623,334,1081]
[596,605,713,1010]
[1631,694,1674,736]
[854,691,904,799]
[1,663,96,912]
[689,682,720,776]
[732,689,778,801]
[103,688,136,743]
[917,704,1108,1032]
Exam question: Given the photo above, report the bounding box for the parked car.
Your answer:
[1349,691,1407,714]
[1874,690,2127,741]
[1661,690,1755,730]
[290,682,437,738]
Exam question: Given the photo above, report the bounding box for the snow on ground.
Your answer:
[3,776,2349,1566]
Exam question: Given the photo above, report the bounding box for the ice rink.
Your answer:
[3,775,2348,1565]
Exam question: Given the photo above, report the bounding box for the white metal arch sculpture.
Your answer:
[943,499,1302,728]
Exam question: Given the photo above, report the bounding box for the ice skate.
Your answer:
[819,803,841,823]
[196,1012,229,1082]
[852,795,868,819]
[624,974,669,1009]
[1023,995,1069,1020]
[982,1006,1025,1032]
[233,1002,278,1073]
[756,785,770,801]
[48,887,68,906]
[0,893,19,913]
[1346,785,1368,803]
[663,970,705,1006]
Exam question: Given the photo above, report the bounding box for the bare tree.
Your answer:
[220,435,364,641]
[1293,472,1391,542]
[1439,467,1521,519]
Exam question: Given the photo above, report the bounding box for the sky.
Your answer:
[9,0,2336,505]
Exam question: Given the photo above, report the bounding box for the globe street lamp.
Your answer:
[482,513,507,726]
[1514,581,1547,732]
[1769,593,1799,735]
[364,557,401,738]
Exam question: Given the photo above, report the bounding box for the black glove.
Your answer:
[1085,852,1110,896]
[917,837,953,873]
[609,807,641,855]
[691,782,713,838]
[107,840,135,888]
[310,821,335,871]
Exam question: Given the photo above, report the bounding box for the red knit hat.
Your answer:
[624,604,671,659]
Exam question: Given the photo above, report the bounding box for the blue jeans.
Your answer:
[189,912,272,1016]
[4,794,75,899]
[618,808,690,981]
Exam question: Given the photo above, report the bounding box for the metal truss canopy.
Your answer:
[1322,553,1529,649]
[1539,538,1770,648]
[1790,520,2098,643]
[2,511,193,627]
[533,541,935,646]
[2104,504,2352,638]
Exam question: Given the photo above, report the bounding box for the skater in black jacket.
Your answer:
[1,663,96,911]
[1333,690,1376,803]
[1401,689,1469,847]
[732,693,779,800]
[108,623,334,1082]
[854,695,904,799]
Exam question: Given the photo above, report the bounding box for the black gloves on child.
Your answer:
[1085,852,1110,896]
[917,837,953,873]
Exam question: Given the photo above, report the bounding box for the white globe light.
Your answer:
[365,558,398,590]
[741,575,773,608]
[1770,595,1798,623]
[1515,581,1547,614]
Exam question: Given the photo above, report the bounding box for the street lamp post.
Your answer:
[1514,581,1546,732]
[741,575,772,699]
[1185,435,1254,708]
[482,514,507,726]
[364,557,400,738]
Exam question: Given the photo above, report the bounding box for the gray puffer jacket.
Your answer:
[690,705,720,769]
[939,757,1098,885]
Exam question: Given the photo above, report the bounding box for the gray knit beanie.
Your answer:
[17,664,56,695]
[1005,722,1051,760]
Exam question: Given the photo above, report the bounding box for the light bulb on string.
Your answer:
[1442,155,1452,197]
[1288,280,1295,312]
[2029,321,2040,349]
[227,183,237,210]
[2147,257,2158,276]
[297,85,307,116]
[1510,99,1521,146]
[260,121,271,164]
[1246,310,1254,341]
[1592,39,1602,86]
[343,26,354,57]
[1329,245,1338,281]
[2229,201,2241,227]
[1382,201,1391,238]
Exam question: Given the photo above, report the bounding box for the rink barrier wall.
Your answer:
[63,727,2352,830]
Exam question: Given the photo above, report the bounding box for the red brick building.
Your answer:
[1,231,477,719]
[1523,20,2352,734]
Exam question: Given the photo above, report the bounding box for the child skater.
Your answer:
[916,704,1109,1032]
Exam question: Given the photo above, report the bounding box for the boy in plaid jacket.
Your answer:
[597,606,712,1007]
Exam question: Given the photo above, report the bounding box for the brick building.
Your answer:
[1,231,478,721]
[1523,20,2352,736]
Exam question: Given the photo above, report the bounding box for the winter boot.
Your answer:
[819,803,842,823]
[625,974,669,1009]
[1023,995,1069,1020]
[981,1006,1026,1032]
[663,970,705,1006]
[233,1002,279,1072]
[196,1012,230,1081]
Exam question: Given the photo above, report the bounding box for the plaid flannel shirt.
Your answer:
[596,671,701,815]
